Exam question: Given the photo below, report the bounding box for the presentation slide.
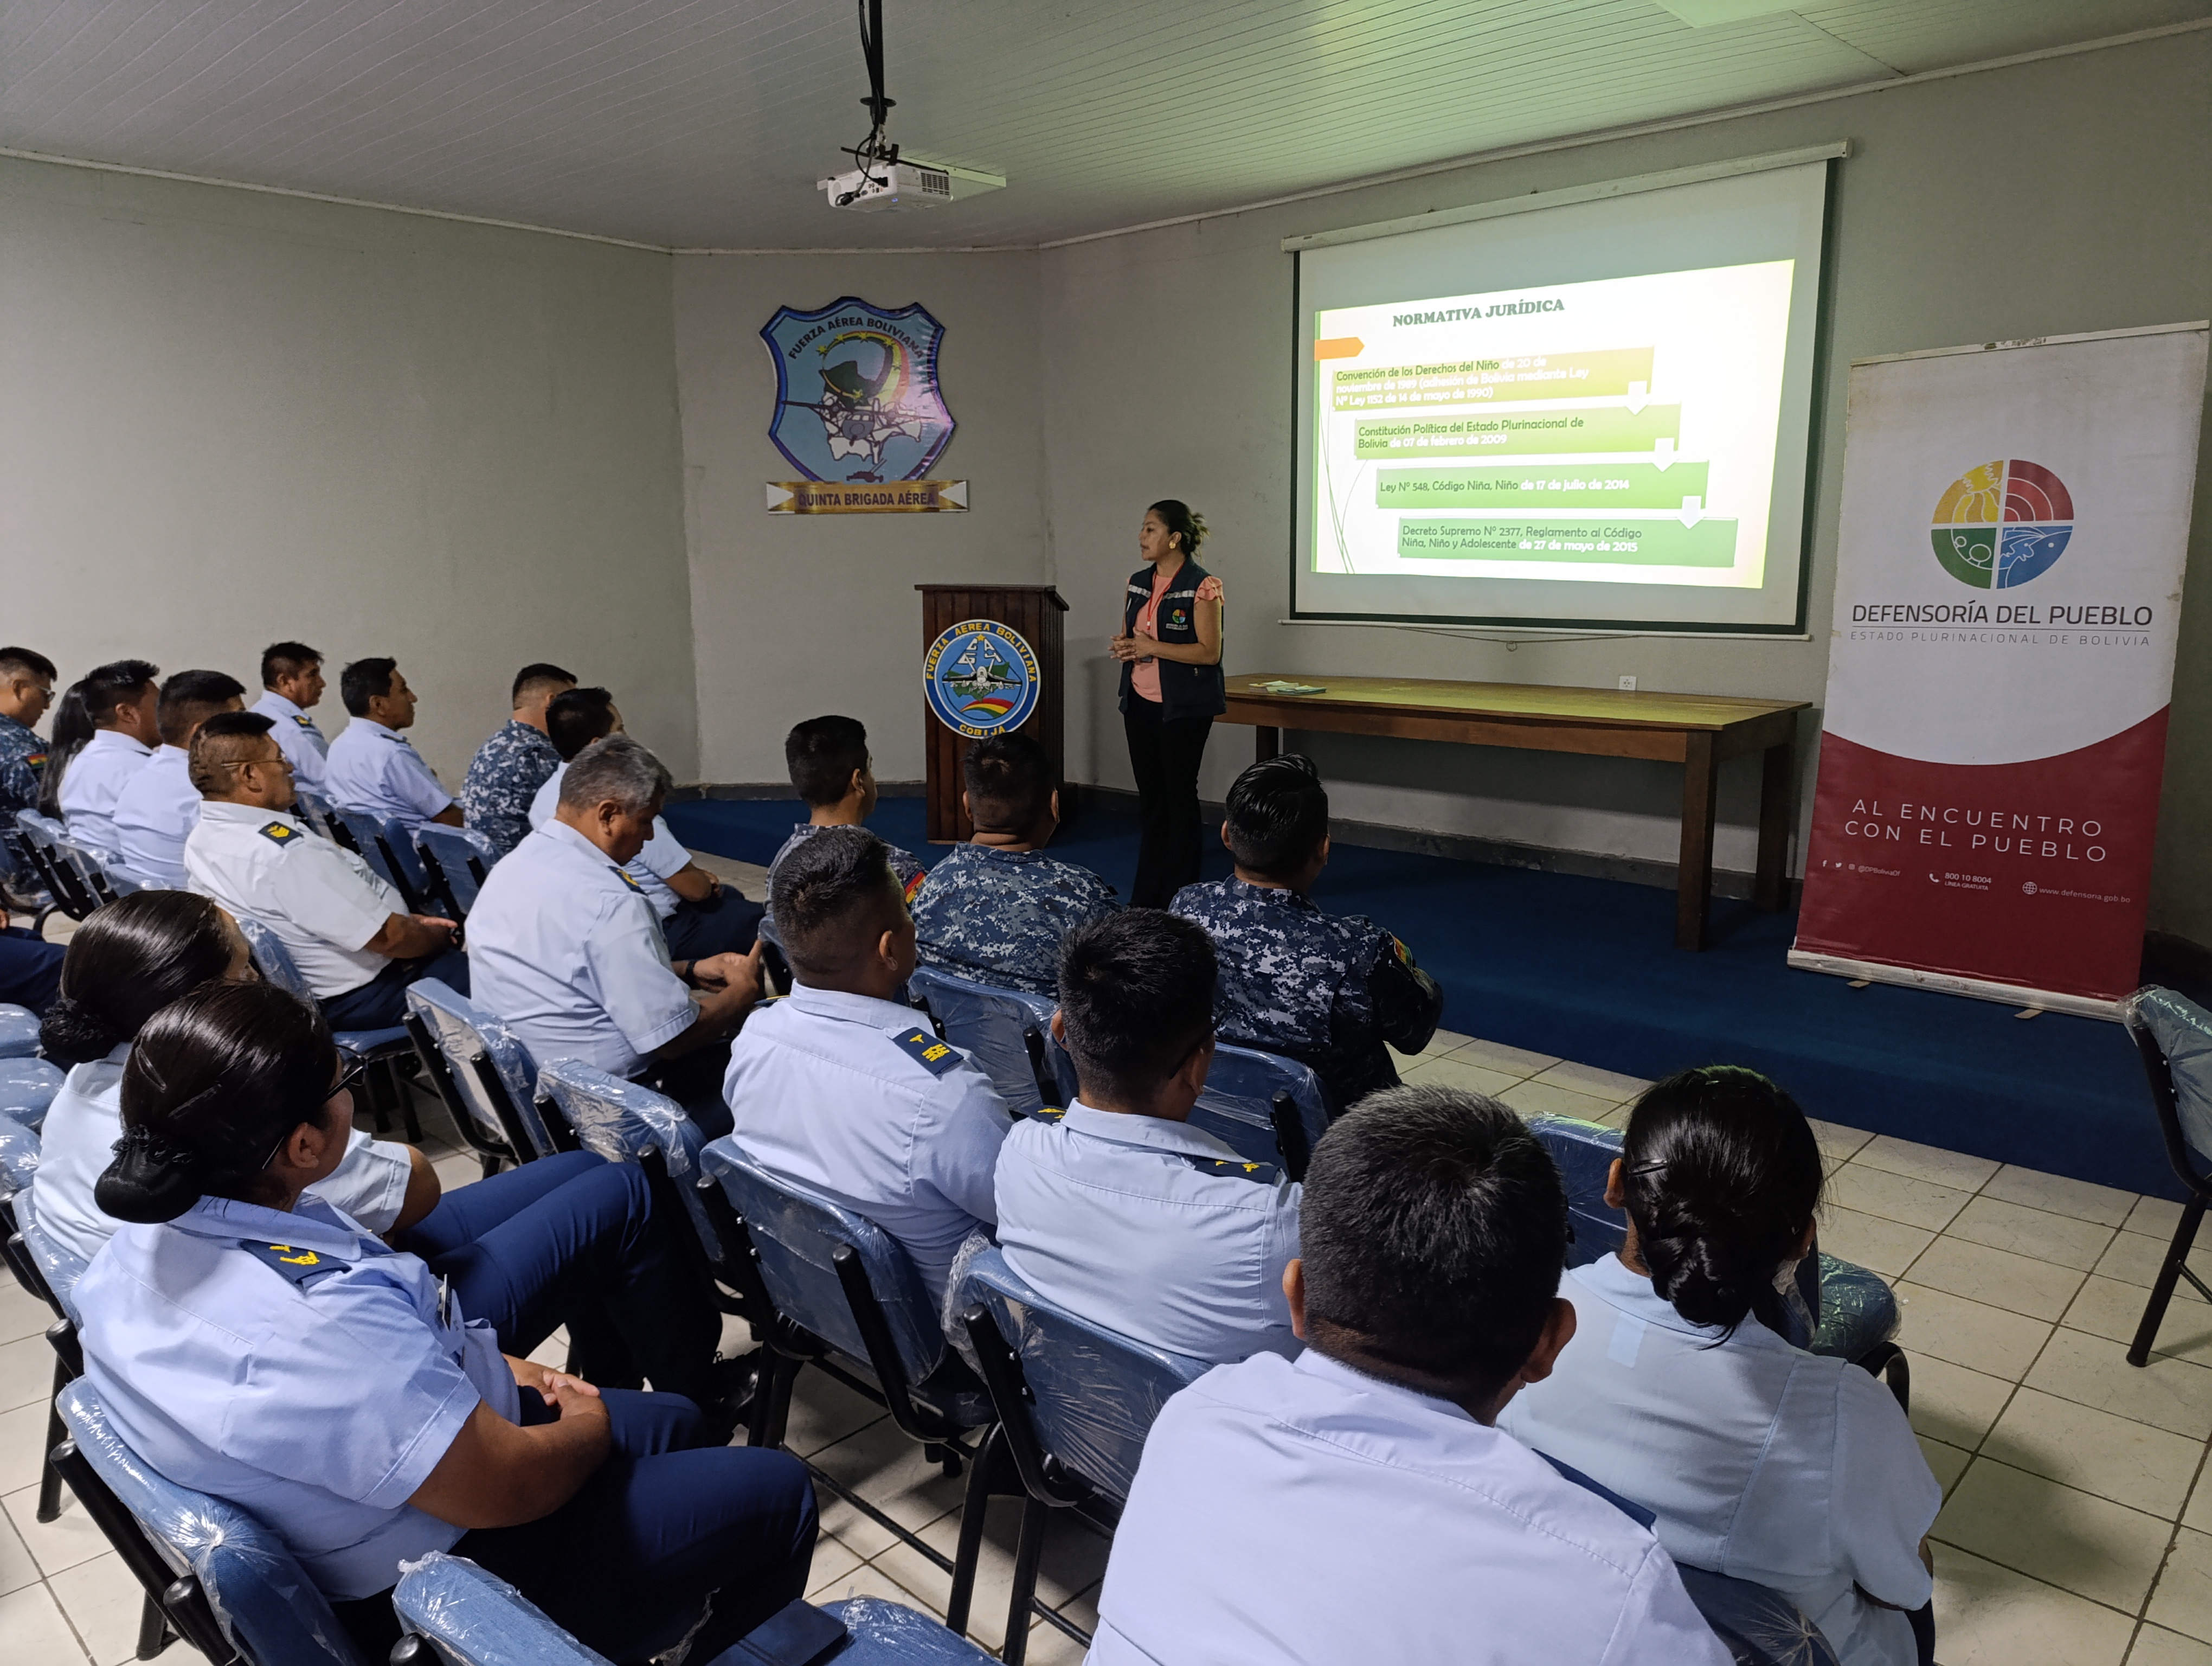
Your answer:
[1291,158,1831,633]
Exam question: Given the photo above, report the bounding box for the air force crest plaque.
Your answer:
[924,621,1039,738]
[762,297,967,513]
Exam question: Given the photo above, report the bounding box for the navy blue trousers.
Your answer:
[321,946,470,1030]
[0,925,63,1015]
[392,1152,718,1407]
[663,887,766,962]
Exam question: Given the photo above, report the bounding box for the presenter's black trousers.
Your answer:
[1124,697,1213,908]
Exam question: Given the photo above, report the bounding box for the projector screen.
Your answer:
[1291,152,1834,633]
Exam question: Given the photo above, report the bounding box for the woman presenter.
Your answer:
[1110,499,1225,907]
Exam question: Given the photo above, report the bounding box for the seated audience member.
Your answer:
[112,669,246,886]
[910,731,1118,995]
[0,645,56,822]
[57,659,162,851]
[74,981,815,1665]
[183,712,468,1028]
[35,682,92,823]
[1173,753,1443,1109]
[470,735,763,1136]
[325,656,463,830]
[1088,1086,1731,1666]
[34,890,436,1267]
[1500,1067,1939,1666]
[994,911,1298,1362]
[724,825,1009,1309]
[766,716,926,926]
[0,924,64,1014]
[462,662,576,857]
[528,687,762,959]
[250,640,333,796]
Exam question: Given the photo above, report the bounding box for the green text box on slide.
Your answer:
[1332,348,1655,412]
[1396,518,1738,566]
[1354,406,1681,460]
[1377,460,1709,510]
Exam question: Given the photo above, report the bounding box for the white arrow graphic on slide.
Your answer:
[1679,495,1705,528]
[1652,438,1675,471]
[1624,380,1649,415]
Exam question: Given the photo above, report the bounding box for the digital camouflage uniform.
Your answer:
[763,822,928,938]
[460,719,563,858]
[1171,876,1444,1113]
[910,843,1121,996]
[0,714,47,889]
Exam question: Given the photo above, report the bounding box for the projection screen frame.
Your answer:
[1286,145,1846,638]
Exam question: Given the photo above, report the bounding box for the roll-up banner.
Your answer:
[1791,323,2208,1018]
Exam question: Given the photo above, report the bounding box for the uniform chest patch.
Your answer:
[239,1240,349,1289]
[1183,1155,1279,1183]
[259,822,300,846]
[891,1027,960,1076]
[903,868,928,904]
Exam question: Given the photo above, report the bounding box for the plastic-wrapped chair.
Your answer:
[414,823,499,920]
[58,834,136,905]
[232,914,421,1144]
[292,788,338,842]
[698,1141,997,1619]
[94,859,160,896]
[328,806,428,912]
[389,1553,996,1666]
[0,1056,63,1124]
[2121,987,2212,1366]
[956,1246,1209,1663]
[1674,1567,1841,1666]
[54,1377,371,1666]
[533,1059,749,1318]
[9,1182,92,1524]
[1189,1042,1331,1183]
[403,979,556,1173]
[0,1002,41,1058]
[908,965,1072,1118]
[380,817,443,915]
[1525,1114,1908,1402]
[14,810,105,921]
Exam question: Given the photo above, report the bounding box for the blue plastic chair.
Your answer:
[908,965,1072,1118]
[1525,1113,1906,1385]
[403,979,556,1171]
[328,805,428,912]
[14,810,104,921]
[413,823,500,919]
[232,914,422,1144]
[2121,987,2212,1365]
[698,1141,997,1624]
[956,1246,1210,1663]
[1188,1042,1331,1182]
[380,816,442,914]
[7,1172,93,1524]
[1674,1566,1842,1666]
[54,1377,371,1666]
[0,1002,41,1059]
[292,787,338,842]
[390,1553,996,1666]
[57,833,140,904]
[0,1057,63,1125]
[92,857,160,896]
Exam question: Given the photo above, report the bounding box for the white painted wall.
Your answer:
[1038,32,2212,927]
[672,252,1047,786]
[0,157,697,783]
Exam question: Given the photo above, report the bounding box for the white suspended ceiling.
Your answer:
[1,0,2204,251]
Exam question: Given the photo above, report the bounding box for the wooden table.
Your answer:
[1221,672,1810,950]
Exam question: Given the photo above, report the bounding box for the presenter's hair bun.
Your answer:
[1619,1066,1824,1338]
[1147,499,1207,555]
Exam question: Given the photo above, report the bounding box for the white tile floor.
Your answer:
[7,873,2210,1664]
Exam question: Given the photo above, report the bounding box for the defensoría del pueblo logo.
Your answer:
[1931,459,2074,589]
[924,620,1040,738]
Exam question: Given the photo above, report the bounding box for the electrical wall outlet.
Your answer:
[1618,675,1638,691]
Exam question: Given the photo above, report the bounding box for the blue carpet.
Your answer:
[665,795,2171,1200]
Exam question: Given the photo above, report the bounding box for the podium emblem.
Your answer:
[924,621,1040,738]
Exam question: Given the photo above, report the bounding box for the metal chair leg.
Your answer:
[36,1356,67,1522]
[1001,1495,1050,1666]
[2130,1195,2207,1366]
[133,1592,170,1659]
[388,1056,422,1144]
[946,1426,1008,1635]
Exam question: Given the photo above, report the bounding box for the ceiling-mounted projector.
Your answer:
[820,157,1007,212]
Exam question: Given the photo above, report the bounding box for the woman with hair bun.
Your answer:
[74,981,815,1664]
[1499,1067,1940,1666]
[1110,498,1226,906]
[34,889,438,1270]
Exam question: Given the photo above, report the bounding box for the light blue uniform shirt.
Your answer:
[74,1193,518,1601]
[57,729,153,852]
[1091,1349,1732,1666]
[1499,1255,1940,1666]
[110,744,200,887]
[722,984,1011,1309]
[250,690,330,793]
[994,1103,1300,1363]
[326,718,454,829]
[466,821,696,1078]
[527,764,691,920]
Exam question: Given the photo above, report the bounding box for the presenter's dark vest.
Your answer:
[1118,560,1227,722]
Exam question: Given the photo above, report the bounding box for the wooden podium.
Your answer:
[917,584,1068,842]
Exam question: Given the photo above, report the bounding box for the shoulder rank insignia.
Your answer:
[891,1027,960,1077]
[259,821,300,846]
[293,715,314,729]
[1182,1155,1279,1183]
[239,1240,349,1289]
[610,866,646,893]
